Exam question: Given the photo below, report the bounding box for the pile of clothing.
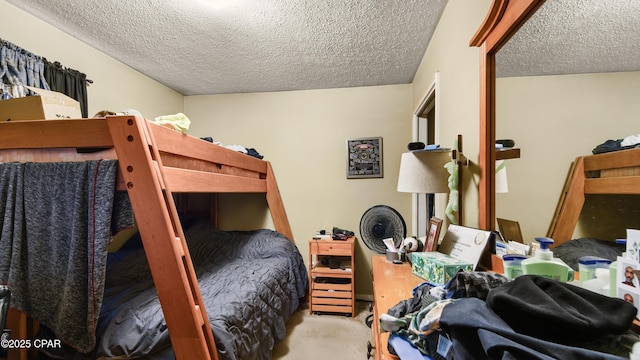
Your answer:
[593,134,640,154]
[380,271,639,359]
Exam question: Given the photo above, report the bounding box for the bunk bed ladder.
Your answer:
[266,162,294,240]
[106,116,219,360]
[547,156,586,245]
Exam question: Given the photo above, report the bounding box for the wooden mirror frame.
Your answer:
[469,0,546,230]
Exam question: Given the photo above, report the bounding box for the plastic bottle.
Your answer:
[502,254,528,279]
[521,237,574,282]
[578,256,612,285]
[630,341,640,360]
[582,268,610,296]
[609,239,627,297]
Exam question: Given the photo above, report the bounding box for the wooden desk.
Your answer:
[371,255,424,360]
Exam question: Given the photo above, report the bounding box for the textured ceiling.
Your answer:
[6,0,448,95]
[497,0,640,78]
[6,0,640,95]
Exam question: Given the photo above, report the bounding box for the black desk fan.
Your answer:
[359,205,406,254]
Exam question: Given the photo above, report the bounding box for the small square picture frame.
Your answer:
[346,137,383,179]
[425,217,443,252]
[618,258,640,289]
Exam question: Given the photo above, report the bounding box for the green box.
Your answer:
[411,251,474,284]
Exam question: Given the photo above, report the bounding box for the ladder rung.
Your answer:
[194,305,205,326]
[153,161,166,189]
[174,237,186,257]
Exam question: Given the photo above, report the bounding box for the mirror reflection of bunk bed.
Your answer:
[474,0,640,241]
[549,147,640,246]
[0,116,308,360]
[434,1,640,357]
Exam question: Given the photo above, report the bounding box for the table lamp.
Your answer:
[397,150,450,194]
[397,150,451,250]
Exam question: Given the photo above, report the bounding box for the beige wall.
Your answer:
[496,72,640,243]
[185,85,413,298]
[411,0,492,230]
[1,1,183,119]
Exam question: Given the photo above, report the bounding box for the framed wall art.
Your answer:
[346,137,383,179]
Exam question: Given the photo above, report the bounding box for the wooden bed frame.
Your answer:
[0,115,293,360]
[547,147,640,247]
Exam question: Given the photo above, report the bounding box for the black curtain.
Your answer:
[43,60,88,118]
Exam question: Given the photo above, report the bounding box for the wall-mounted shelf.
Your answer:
[496,148,520,160]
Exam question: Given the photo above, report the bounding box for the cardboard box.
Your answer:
[411,251,474,284]
[0,86,81,122]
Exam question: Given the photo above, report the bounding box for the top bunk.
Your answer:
[0,116,265,186]
[0,115,293,360]
[0,115,292,239]
[548,147,640,247]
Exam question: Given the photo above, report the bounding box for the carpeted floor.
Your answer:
[272,301,374,360]
[8,301,374,360]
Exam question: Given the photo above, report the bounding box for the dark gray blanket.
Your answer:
[95,220,308,360]
[440,297,633,360]
[553,237,625,271]
[0,160,123,353]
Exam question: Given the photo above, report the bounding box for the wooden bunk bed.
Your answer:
[0,115,296,360]
[548,147,640,247]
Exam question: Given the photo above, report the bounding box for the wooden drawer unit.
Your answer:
[310,240,352,256]
[308,237,355,316]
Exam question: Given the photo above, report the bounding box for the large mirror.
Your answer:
[473,0,640,242]
[495,0,640,243]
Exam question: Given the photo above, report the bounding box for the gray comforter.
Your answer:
[95,219,308,360]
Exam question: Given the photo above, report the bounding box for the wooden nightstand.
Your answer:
[308,236,355,316]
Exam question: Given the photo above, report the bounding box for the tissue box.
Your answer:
[411,251,474,284]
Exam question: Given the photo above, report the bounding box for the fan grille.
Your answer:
[359,205,406,254]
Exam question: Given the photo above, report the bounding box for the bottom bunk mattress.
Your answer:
[552,237,625,270]
[93,219,308,360]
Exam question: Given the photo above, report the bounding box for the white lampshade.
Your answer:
[496,160,509,193]
[397,151,450,194]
